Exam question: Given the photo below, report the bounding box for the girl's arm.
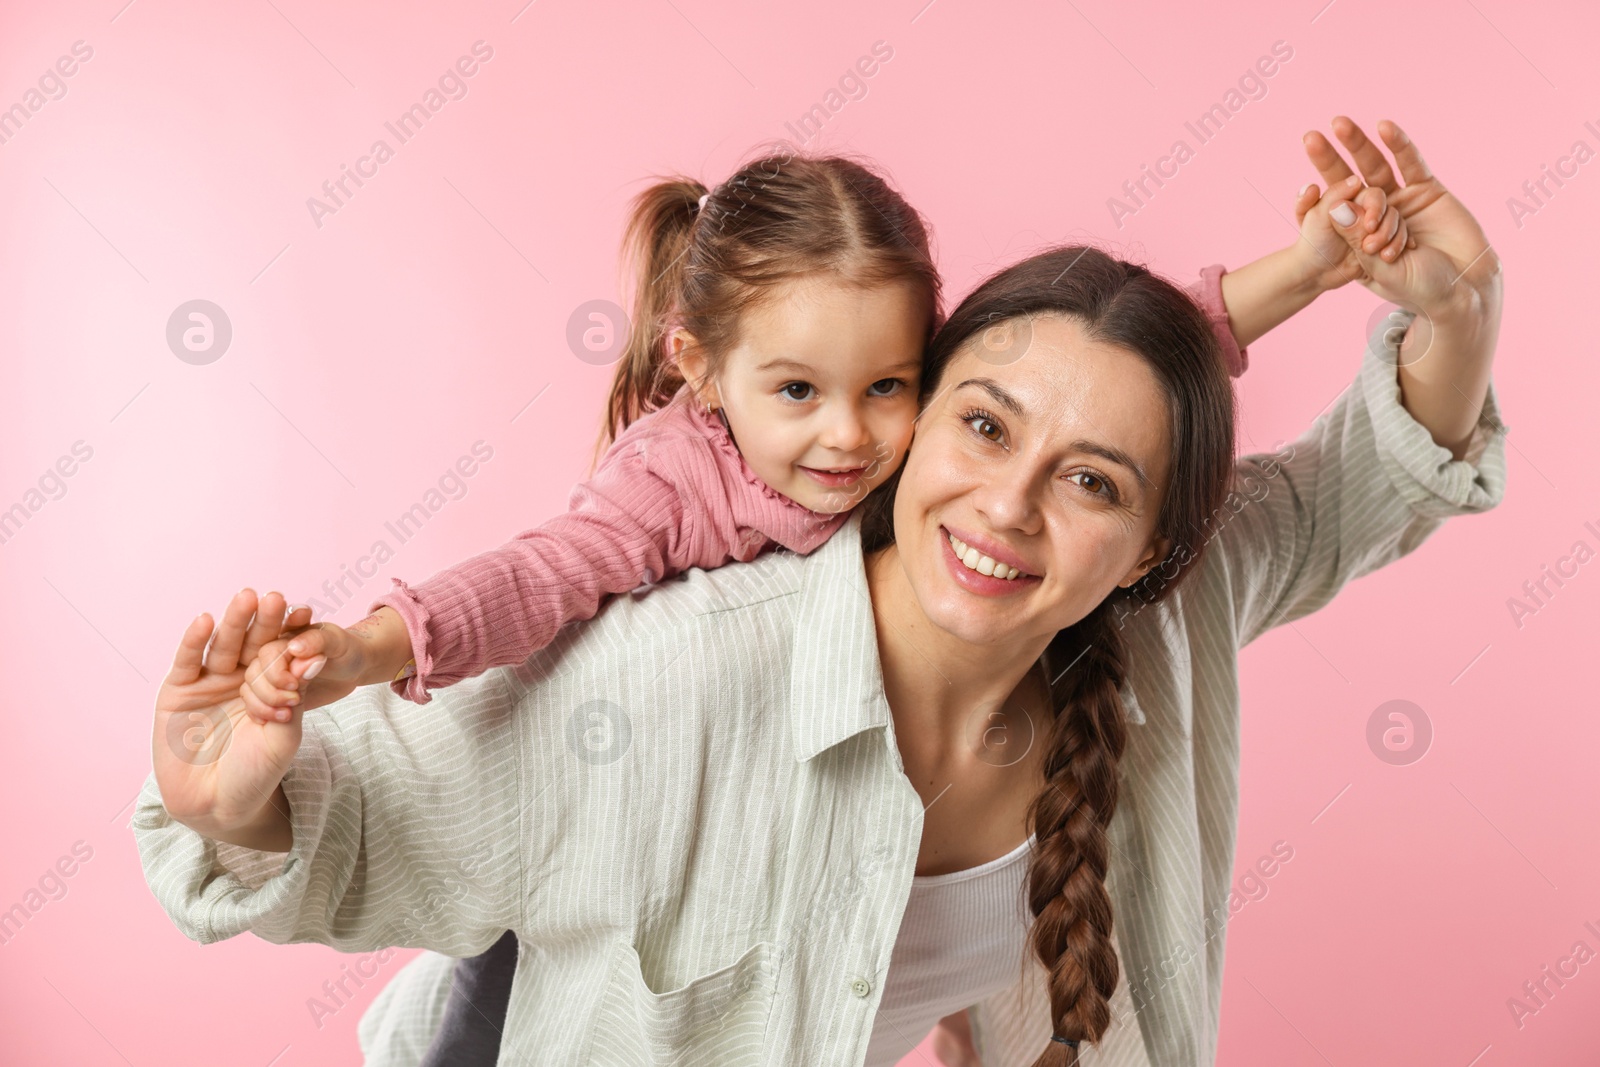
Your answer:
[242,392,843,717]
[367,455,686,706]
[371,396,851,706]
[1182,172,1402,378]
[1215,174,1411,352]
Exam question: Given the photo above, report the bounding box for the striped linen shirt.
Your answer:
[132,312,1506,1066]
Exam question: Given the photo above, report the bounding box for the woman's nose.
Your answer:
[974,471,1043,533]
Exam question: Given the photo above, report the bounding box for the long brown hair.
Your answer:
[859,245,1236,1064]
[595,148,943,464]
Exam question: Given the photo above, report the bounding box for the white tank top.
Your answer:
[863,836,1035,1066]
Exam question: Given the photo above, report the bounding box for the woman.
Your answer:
[137,118,1505,1067]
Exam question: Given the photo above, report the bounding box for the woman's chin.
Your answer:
[917,585,1034,647]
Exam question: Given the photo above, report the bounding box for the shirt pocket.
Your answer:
[583,938,783,1066]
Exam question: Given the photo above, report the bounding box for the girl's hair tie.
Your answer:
[1051,1034,1080,1049]
[696,193,710,212]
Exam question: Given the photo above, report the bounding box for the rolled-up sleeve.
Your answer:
[132,670,525,957]
[1214,309,1509,648]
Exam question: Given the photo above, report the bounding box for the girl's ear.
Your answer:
[669,328,722,411]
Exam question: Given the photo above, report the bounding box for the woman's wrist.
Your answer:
[182,783,293,852]
[1430,272,1502,330]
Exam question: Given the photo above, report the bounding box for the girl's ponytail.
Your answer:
[602,178,707,456]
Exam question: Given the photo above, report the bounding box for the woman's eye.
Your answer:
[781,382,815,401]
[966,416,1002,442]
[1070,471,1116,500]
[868,378,904,396]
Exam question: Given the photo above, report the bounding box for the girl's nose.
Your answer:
[818,406,871,452]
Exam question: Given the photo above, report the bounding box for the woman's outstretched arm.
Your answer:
[1188,117,1508,649]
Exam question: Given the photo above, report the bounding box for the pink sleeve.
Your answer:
[366,401,810,705]
[1186,264,1248,377]
[368,452,686,704]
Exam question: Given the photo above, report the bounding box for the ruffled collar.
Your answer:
[674,386,840,521]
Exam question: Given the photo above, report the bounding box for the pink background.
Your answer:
[2,0,1596,1064]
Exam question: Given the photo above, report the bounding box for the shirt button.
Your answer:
[849,976,872,998]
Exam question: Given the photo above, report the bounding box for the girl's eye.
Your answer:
[868,378,905,397]
[781,382,815,402]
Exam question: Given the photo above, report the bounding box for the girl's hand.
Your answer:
[239,607,368,723]
[1212,171,1409,350]
[1305,116,1501,319]
[153,589,303,843]
[1290,173,1410,294]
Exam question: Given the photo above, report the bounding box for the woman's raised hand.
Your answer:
[152,589,301,848]
[1305,116,1502,319]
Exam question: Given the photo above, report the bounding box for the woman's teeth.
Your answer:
[948,532,1022,580]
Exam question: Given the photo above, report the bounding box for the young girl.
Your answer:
[233,150,1407,1066]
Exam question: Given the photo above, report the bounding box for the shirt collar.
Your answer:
[786,513,1146,763]
[788,512,892,762]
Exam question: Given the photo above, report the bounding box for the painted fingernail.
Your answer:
[302,656,326,681]
[287,603,308,615]
[289,640,305,654]
[1299,183,1313,197]
[1331,203,1357,227]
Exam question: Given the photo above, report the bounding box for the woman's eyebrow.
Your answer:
[955,377,1150,488]
[1073,439,1152,489]
[955,377,1026,416]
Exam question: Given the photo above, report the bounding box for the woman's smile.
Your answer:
[939,524,1041,596]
